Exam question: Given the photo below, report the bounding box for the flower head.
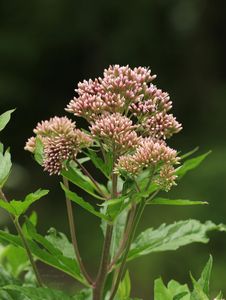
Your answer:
[143,112,182,139]
[90,113,139,153]
[25,116,92,175]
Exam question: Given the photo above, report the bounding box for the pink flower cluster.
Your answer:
[64,65,181,190]
[25,117,91,175]
[25,65,182,190]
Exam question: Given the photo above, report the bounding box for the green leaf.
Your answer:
[197,255,213,296]
[154,278,172,300]
[0,267,21,287]
[0,245,29,278]
[110,209,128,259]
[0,189,49,217]
[0,149,12,188]
[2,286,72,300]
[61,183,110,221]
[85,149,111,178]
[0,228,87,286]
[180,147,199,160]
[176,152,211,178]
[117,271,131,300]
[61,163,106,200]
[34,138,44,165]
[0,109,15,132]
[127,220,226,262]
[190,275,209,300]
[215,291,224,299]
[148,198,208,206]
[72,288,92,300]
[167,280,190,300]
[99,196,131,220]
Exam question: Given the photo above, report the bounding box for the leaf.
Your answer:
[167,280,190,300]
[72,288,92,300]
[0,189,49,217]
[2,285,73,300]
[0,267,21,287]
[0,149,12,188]
[85,149,111,178]
[180,147,199,160]
[176,152,211,178]
[61,183,110,221]
[110,209,129,259]
[215,291,224,299]
[127,220,226,262]
[148,198,208,206]
[0,109,15,132]
[117,271,131,300]
[0,245,29,277]
[61,163,106,200]
[197,255,213,296]
[154,278,172,300]
[0,229,87,286]
[34,138,44,165]
[99,196,131,220]
[190,275,209,300]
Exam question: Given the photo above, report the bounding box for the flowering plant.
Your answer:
[0,66,224,299]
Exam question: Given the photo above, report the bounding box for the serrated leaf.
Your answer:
[190,275,209,300]
[0,189,49,217]
[61,183,110,221]
[61,163,106,200]
[2,285,72,300]
[197,255,213,296]
[167,280,190,300]
[0,109,15,132]
[0,150,12,188]
[148,198,208,206]
[154,278,172,300]
[0,229,87,286]
[176,152,211,178]
[127,220,226,262]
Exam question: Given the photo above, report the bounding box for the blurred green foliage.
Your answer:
[0,0,226,299]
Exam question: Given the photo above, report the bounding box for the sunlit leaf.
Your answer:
[176,152,211,178]
[0,109,15,132]
[197,255,213,296]
[0,189,49,217]
[0,149,12,188]
[127,220,226,262]
[2,286,72,300]
[148,198,208,206]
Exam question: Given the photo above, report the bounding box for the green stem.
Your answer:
[0,188,43,287]
[63,177,93,286]
[93,172,118,300]
[109,190,159,300]
[15,218,43,286]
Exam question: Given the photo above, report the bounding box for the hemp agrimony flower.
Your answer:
[25,116,92,175]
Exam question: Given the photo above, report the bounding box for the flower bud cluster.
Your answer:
[25,116,92,175]
[115,138,179,191]
[26,65,182,190]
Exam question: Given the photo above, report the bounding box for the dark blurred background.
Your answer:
[0,0,226,298]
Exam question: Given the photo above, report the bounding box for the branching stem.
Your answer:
[0,188,43,287]
[63,177,93,286]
